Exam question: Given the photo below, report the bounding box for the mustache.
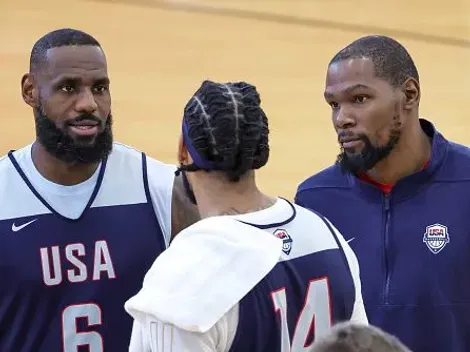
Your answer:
[337,131,368,143]
[67,114,104,126]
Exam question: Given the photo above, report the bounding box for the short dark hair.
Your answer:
[181,80,269,182]
[30,28,102,72]
[311,322,412,352]
[330,35,419,87]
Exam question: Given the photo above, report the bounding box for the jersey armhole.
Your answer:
[142,152,151,202]
[307,209,354,285]
[141,152,169,248]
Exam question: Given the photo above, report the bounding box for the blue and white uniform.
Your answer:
[0,142,175,352]
[125,198,368,352]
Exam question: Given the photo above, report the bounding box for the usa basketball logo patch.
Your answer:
[273,228,293,255]
[423,223,450,254]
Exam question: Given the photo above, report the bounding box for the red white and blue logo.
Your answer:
[274,228,293,255]
[423,223,450,254]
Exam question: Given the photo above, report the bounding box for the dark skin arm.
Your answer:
[170,173,200,241]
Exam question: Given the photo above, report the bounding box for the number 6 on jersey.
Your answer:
[271,277,332,351]
[62,303,104,352]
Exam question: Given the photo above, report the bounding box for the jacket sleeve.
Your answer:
[294,188,316,210]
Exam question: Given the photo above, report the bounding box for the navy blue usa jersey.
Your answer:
[0,143,175,352]
[228,201,365,351]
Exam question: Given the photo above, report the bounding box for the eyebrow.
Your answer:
[53,75,110,86]
[93,77,110,86]
[324,84,371,99]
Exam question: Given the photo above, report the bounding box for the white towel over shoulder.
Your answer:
[124,216,283,333]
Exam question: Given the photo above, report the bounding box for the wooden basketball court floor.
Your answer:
[1,0,469,199]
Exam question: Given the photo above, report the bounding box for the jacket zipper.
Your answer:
[383,194,391,305]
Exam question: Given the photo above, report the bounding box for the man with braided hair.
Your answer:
[125,80,368,352]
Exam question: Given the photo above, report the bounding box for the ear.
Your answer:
[177,134,191,165]
[21,73,39,108]
[401,77,420,111]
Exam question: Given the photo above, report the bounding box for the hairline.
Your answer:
[328,56,411,89]
[31,43,104,74]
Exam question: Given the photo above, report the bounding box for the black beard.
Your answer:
[35,107,113,164]
[336,131,400,175]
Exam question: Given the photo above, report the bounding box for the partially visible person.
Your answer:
[125,80,368,352]
[311,322,412,352]
[0,28,199,352]
[295,34,470,352]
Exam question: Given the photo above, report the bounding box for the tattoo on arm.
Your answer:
[171,174,200,241]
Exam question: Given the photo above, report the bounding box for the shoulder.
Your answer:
[0,144,31,170]
[0,153,12,173]
[110,142,175,169]
[124,217,283,333]
[296,164,350,197]
[0,146,51,221]
[434,137,470,182]
[112,142,177,182]
[110,142,176,193]
[0,145,32,179]
[280,204,343,255]
[297,164,350,193]
[419,120,470,182]
[445,140,470,165]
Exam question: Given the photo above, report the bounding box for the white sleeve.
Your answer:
[141,304,239,352]
[145,156,177,247]
[129,319,151,352]
[324,218,369,325]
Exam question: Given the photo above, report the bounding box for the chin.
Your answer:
[67,129,101,143]
[344,148,363,156]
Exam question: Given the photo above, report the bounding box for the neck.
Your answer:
[365,118,431,185]
[193,173,277,218]
[32,141,101,185]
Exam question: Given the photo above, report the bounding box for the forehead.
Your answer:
[41,45,108,81]
[324,58,390,96]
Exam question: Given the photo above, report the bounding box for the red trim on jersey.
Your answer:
[359,161,429,194]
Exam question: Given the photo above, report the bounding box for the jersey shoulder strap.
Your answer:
[125,216,283,333]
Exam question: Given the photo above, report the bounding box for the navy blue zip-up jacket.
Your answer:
[295,119,470,352]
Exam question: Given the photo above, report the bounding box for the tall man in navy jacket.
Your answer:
[295,35,470,352]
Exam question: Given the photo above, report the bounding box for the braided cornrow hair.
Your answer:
[179,80,270,182]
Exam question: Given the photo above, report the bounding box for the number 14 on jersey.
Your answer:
[271,277,332,351]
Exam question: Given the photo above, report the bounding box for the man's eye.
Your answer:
[61,85,75,93]
[354,96,368,103]
[93,85,108,93]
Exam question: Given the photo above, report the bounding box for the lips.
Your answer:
[339,136,360,144]
[338,134,363,150]
[67,119,101,137]
[68,120,99,127]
